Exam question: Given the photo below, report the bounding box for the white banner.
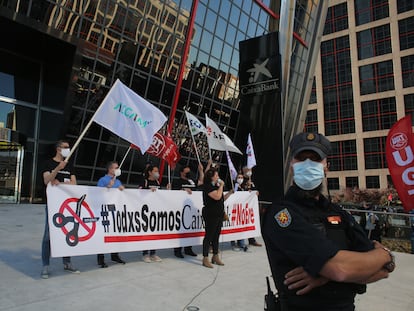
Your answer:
[93,79,167,153]
[46,185,261,257]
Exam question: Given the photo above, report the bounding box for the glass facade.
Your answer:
[364,136,387,170]
[357,24,392,60]
[399,16,414,50]
[401,55,414,88]
[361,97,397,132]
[323,2,348,35]
[355,0,389,26]
[321,36,355,136]
[359,60,394,95]
[0,1,329,201]
[329,140,357,172]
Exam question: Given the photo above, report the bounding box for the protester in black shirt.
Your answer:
[172,164,204,258]
[201,168,233,268]
[41,140,79,279]
[141,164,169,263]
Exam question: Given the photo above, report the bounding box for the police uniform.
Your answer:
[262,185,374,311]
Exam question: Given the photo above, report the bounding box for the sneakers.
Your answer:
[150,255,162,262]
[41,266,49,279]
[63,263,80,274]
[143,255,152,263]
[232,246,241,252]
[249,241,262,247]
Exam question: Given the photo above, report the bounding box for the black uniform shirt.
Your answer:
[262,185,373,310]
[172,177,197,190]
[43,158,74,184]
[202,182,224,218]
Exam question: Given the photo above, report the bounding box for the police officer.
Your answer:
[262,133,395,311]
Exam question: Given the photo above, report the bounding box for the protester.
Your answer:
[172,164,204,258]
[241,166,262,247]
[140,164,168,263]
[201,168,234,268]
[41,140,80,279]
[262,132,395,310]
[230,173,248,252]
[96,161,126,268]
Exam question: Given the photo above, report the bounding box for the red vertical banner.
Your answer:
[386,115,414,212]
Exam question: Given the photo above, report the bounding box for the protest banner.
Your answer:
[47,184,260,257]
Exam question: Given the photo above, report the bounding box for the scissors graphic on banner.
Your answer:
[53,194,86,247]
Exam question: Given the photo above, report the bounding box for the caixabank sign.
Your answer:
[239,32,281,97]
[238,32,284,202]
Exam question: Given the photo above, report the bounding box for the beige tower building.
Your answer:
[305,0,414,192]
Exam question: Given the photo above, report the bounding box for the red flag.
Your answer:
[132,133,181,168]
[386,115,414,212]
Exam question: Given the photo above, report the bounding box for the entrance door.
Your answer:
[0,101,24,203]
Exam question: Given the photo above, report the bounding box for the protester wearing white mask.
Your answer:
[140,164,170,263]
[41,140,79,279]
[96,161,126,268]
[241,166,262,247]
[262,133,395,311]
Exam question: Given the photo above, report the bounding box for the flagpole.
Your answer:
[189,132,202,166]
[168,164,171,187]
[64,79,120,163]
[119,146,132,169]
[64,116,95,163]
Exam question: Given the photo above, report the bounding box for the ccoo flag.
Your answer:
[385,115,414,212]
[93,79,167,152]
[205,114,242,154]
[246,133,257,169]
[185,111,207,135]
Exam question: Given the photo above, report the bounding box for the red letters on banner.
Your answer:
[386,115,414,212]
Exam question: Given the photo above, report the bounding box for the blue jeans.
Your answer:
[41,206,71,266]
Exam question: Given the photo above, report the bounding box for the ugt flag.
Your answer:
[205,114,242,154]
[131,132,181,168]
[385,115,414,212]
[185,111,207,135]
[93,79,167,152]
[246,133,257,169]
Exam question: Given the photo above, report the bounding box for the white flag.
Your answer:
[226,150,238,181]
[205,114,242,154]
[246,133,257,169]
[93,79,167,152]
[185,111,207,135]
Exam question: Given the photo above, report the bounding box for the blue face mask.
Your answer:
[292,159,325,190]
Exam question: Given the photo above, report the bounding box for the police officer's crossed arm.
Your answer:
[285,241,394,295]
[319,240,394,283]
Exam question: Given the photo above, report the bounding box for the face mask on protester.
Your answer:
[60,148,71,158]
[292,158,325,190]
[114,168,122,177]
[152,172,160,179]
[185,172,191,179]
[237,178,244,185]
[245,171,252,178]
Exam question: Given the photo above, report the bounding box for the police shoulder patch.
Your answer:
[275,208,292,228]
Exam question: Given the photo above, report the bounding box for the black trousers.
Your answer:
[202,211,223,257]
